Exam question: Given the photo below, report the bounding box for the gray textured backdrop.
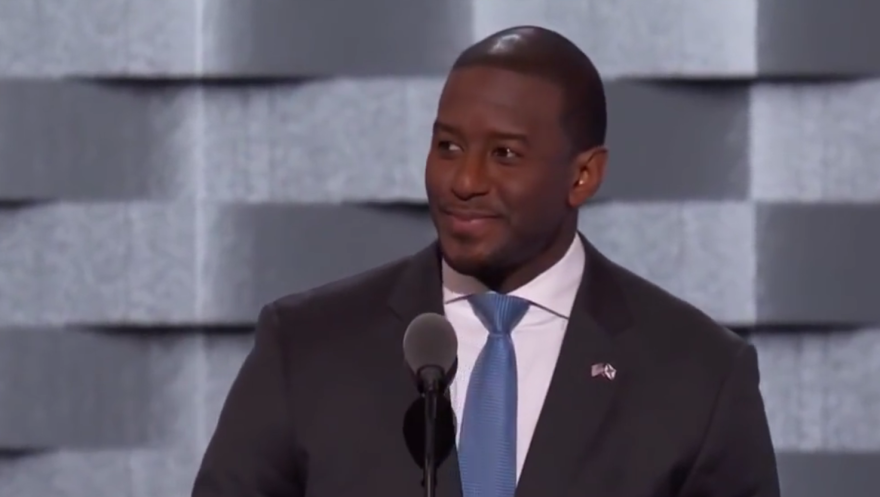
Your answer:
[1,1,879,496]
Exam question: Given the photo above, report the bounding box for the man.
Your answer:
[193,26,780,497]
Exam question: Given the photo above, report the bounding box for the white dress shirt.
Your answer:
[442,235,586,480]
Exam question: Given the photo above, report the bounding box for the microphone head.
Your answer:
[402,312,458,377]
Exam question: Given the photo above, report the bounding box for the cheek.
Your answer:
[424,162,444,198]
[500,198,550,237]
[501,182,568,228]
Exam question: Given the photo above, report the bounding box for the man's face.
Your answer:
[425,66,575,276]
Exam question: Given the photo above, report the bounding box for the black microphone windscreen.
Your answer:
[402,312,458,375]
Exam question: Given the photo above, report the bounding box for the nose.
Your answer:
[450,154,490,200]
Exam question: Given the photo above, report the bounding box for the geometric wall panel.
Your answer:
[750,80,880,202]
[2,202,878,327]
[199,0,473,77]
[0,80,197,201]
[753,330,880,451]
[196,204,436,323]
[0,0,198,77]
[4,79,880,204]
[0,328,156,449]
[8,78,758,202]
[4,332,255,442]
[0,79,419,202]
[0,204,434,326]
[0,79,441,202]
[776,452,880,497]
[0,203,200,326]
[199,81,439,203]
[0,331,248,453]
[593,203,875,324]
[4,1,880,79]
[603,82,750,201]
[0,450,201,497]
[756,204,880,324]
[758,0,880,77]
[0,0,473,78]
[0,334,251,497]
[0,202,760,325]
[0,450,147,497]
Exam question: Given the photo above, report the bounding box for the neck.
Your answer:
[479,215,578,293]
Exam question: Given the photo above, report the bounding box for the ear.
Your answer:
[568,146,608,208]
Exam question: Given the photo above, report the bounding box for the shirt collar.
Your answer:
[441,234,586,319]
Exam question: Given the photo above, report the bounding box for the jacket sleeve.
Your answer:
[678,343,781,497]
[192,303,305,497]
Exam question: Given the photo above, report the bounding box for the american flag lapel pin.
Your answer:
[591,363,616,381]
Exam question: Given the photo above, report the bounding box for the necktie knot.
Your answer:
[467,292,530,336]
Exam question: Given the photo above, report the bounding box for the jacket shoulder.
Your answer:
[269,253,413,323]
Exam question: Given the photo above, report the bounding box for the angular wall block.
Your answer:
[0,79,761,203]
[0,203,199,325]
[0,448,205,497]
[0,330,244,453]
[0,328,156,448]
[603,82,750,200]
[0,80,198,201]
[749,80,880,202]
[4,201,878,327]
[758,0,880,77]
[776,453,880,497]
[4,0,879,79]
[0,0,198,77]
[756,204,880,324]
[5,78,880,204]
[200,0,473,76]
[0,333,254,496]
[754,329,880,451]
[0,450,143,497]
[199,78,440,203]
[0,79,440,202]
[0,202,759,326]
[0,0,472,78]
[197,204,437,322]
[0,203,436,326]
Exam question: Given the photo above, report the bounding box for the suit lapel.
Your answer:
[515,237,633,497]
[388,243,464,497]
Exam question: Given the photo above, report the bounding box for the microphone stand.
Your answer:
[419,366,444,497]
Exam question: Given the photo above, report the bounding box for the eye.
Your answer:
[437,140,463,153]
[492,147,519,160]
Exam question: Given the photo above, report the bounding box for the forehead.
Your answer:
[436,66,565,133]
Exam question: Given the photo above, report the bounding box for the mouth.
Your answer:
[440,208,501,236]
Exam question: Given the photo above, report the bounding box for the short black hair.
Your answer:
[452,26,607,154]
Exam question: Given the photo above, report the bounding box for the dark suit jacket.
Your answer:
[193,238,780,497]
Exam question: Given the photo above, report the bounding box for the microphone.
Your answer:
[403,313,458,497]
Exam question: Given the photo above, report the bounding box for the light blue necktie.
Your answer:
[458,292,530,497]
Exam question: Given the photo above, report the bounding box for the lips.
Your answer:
[440,207,500,236]
[441,204,500,220]
[445,210,497,221]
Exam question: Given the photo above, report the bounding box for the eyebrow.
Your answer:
[432,121,530,145]
[432,121,461,136]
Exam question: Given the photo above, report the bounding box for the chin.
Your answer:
[438,238,496,277]
[444,254,488,277]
